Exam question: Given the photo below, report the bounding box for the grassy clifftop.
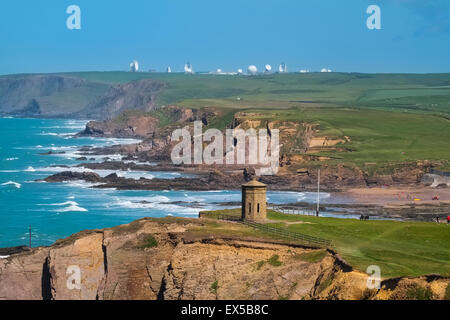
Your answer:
[62,71,450,115]
[201,209,450,278]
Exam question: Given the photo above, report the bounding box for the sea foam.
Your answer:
[40,200,88,212]
[1,181,21,189]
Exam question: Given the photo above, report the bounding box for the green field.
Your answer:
[238,107,450,167]
[4,71,448,116]
[60,71,450,115]
[202,209,450,278]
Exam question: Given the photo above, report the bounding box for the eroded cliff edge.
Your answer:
[0,217,448,300]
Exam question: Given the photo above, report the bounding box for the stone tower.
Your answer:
[242,179,267,221]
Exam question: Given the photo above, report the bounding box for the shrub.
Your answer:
[139,234,158,248]
[406,285,432,300]
[210,280,219,294]
[268,255,282,267]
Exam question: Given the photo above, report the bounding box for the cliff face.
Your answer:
[0,218,448,300]
[0,75,165,119]
[0,75,96,117]
[76,79,165,120]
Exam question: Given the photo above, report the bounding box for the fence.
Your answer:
[430,169,450,177]
[268,205,318,216]
[217,214,332,248]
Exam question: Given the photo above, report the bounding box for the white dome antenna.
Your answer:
[184,62,193,74]
[130,60,139,72]
[247,65,258,75]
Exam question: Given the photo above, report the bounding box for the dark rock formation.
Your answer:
[41,171,101,183]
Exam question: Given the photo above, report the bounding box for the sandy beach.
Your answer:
[343,186,450,207]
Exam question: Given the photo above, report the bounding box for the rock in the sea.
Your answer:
[42,171,101,183]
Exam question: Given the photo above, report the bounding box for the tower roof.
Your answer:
[242,179,266,187]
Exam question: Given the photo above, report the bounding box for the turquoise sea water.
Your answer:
[0,118,331,248]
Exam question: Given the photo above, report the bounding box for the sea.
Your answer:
[0,117,332,248]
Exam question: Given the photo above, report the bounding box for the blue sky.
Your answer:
[0,0,449,74]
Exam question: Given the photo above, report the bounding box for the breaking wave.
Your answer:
[39,200,88,212]
[1,181,21,189]
[112,197,200,215]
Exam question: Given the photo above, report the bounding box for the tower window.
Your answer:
[257,203,260,213]
[249,203,251,213]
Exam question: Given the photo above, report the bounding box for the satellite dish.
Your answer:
[279,62,287,73]
[265,64,272,72]
[237,68,243,75]
[247,65,258,75]
[184,62,193,74]
[130,60,139,72]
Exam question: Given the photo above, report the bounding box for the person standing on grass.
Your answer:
[436,216,440,223]
[447,215,450,224]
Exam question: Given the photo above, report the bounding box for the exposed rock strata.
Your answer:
[0,218,448,300]
[0,219,450,300]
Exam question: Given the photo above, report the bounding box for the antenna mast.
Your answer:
[316,169,320,216]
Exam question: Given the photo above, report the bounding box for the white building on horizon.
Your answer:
[279,62,287,73]
[184,62,194,74]
[130,60,139,72]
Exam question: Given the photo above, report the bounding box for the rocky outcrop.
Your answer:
[42,171,101,183]
[422,174,450,188]
[0,218,448,300]
[38,158,432,191]
[80,115,159,138]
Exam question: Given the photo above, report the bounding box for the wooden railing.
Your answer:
[217,214,332,248]
[268,205,318,216]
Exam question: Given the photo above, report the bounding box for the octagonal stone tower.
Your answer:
[242,179,267,221]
